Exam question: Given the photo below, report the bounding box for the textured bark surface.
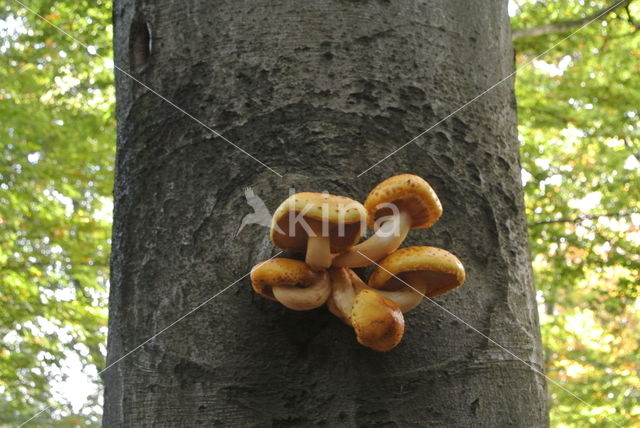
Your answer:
[105,0,548,426]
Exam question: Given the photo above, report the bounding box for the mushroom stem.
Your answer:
[377,272,427,313]
[327,268,356,324]
[347,269,368,294]
[272,271,331,311]
[332,210,412,268]
[328,270,405,351]
[306,234,332,271]
[349,269,425,313]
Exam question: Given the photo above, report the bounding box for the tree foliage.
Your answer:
[513,0,640,425]
[0,0,637,426]
[1,0,113,425]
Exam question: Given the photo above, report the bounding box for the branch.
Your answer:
[529,209,638,226]
[626,2,640,27]
[512,0,633,40]
[623,137,640,163]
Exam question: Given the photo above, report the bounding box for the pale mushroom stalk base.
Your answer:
[332,210,412,268]
[327,268,356,324]
[377,272,427,313]
[348,269,425,313]
[272,271,331,311]
[306,234,332,271]
[329,268,425,325]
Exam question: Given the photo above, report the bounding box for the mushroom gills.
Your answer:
[332,210,412,268]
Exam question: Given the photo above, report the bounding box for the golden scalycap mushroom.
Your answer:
[250,258,330,310]
[333,174,442,268]
[369,246,465,298]
[271,192,366,270]
[351,289,405,352]
[364,174,442,229]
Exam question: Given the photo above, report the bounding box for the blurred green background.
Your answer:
[1,0,638,426]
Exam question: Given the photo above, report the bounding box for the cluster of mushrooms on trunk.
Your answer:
[250,174,465,351]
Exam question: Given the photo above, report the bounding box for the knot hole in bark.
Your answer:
[130,15,152,72]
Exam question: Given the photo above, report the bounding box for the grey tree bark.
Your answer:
[105,0,548,426]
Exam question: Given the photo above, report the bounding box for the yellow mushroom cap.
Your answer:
[351,289,405,352]
[364,174,442,229]
[270,192,367,253]
[368,246,465,298]
[250,258,313,301]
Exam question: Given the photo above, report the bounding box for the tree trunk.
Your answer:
[105,0,548,426]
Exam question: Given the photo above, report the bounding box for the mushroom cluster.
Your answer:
[250,174,465,351]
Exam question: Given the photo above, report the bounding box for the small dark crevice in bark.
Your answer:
[130,13,152,72]
[470,397,480,415]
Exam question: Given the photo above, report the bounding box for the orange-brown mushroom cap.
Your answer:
[333,175,442,269]
[351,289,405,352]
[250,258,313,301]
[364,174,442,230]
[270,192,366,253]
[369,246,465,298]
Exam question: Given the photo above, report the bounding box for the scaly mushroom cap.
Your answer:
[364,174,442,229]
[250,258,313,301]
[270,192,366,253]
[351,289,405,352]
[369,246,465,298]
